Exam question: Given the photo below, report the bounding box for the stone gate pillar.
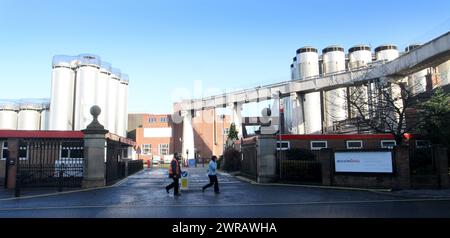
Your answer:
[82,106,108,188]
[256,135,277,183]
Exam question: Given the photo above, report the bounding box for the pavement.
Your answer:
[1,167,450,217]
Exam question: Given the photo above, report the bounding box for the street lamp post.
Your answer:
[221,114,225,154]
[275,91,282,180]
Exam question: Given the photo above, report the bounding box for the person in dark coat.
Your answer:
[165,152,181,196]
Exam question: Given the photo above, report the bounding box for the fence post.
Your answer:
[58,170,64,192]
[124,159,129,177]
[81,106,108,189]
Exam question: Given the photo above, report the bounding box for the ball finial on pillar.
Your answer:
[83,105,106,132]
[90,105,101,119]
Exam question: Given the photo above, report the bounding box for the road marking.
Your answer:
[1,197,450,212]
[0,177,129,201]
[233,176,392,192]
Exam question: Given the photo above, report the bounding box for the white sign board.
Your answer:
[144,128,172,138]
[334,151,393,173]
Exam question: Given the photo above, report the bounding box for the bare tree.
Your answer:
[346,76,427,145]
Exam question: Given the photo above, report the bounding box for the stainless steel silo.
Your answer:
[49,55,76,130]
[0,100,19,130]
[98,61,111,128]
[18,100,42,130]
[322,45,347,128]
[348,45,372,69]
[107,68,121,134]
[375,44,399,62]
[73,54,101,131]
[297,46,321,134]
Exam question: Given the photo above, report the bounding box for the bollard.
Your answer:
[58,170,64,192]
[15,174,21,198]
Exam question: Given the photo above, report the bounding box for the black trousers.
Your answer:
[166,177,179,195]
[203,175,219,192]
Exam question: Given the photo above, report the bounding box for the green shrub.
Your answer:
[217,155,223,170]
[222,148,241,172]
[285,148,316,161]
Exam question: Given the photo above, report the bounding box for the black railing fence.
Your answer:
[15,139,84,196]
[128,159,144,175]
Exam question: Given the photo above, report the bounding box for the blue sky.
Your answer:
[1,0,449,114]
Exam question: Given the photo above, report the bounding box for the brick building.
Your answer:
[128,114,174,164]
[128,111,231,164]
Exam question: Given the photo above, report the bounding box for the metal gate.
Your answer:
[105,140,125,185]
[240,140,258,181]
[15,139,84,195]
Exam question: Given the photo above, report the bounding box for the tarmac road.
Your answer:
[1,167,450,218]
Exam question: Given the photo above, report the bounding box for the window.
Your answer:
[19,145,28,160]
[60,143,84,159]
[381,140,396,149]
[148,118,156,123]
[310,141,327,150]
[223,128,229,135]
[142,144,151,155]
[346,140,363,149]
[160,117,167,123]
[277,141,290,151]
[1,141,7,160]
[159,144,169,156]
[416,140,430,149]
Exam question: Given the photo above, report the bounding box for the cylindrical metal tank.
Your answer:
[0,100,19,130]
[375,44,399,62]
[322,45,345,74]
[73,54,100,131]
[18,100,42,130]
[107,68,121,134]
[122,74,129,137]
[116,74,129,137]
[49,55,76,130]
[97,61,111,128]
[40,100,50,130]
[322,46,347,128]
[405,44,428,94]
[297,47,319,79]
[295,46,321,134]
[348,45,372,69]
[348,45,371,119]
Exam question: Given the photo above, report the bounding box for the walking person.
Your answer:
[165,152,181,196]
[202,155,220,194]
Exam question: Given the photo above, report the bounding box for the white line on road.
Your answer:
[1,197,450,212]
[0,177,130,201]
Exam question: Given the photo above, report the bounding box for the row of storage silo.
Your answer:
[289,43,401,134]
[49,54,129,137]
[290,44,400,81]
[0,99,50,130]
[288,42,450,135]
